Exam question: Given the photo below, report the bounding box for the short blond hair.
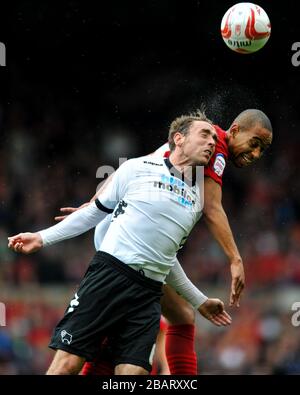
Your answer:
[168,109,213,151]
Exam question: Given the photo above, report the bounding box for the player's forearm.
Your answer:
[40,201,107,246]
[165,258,208,309]
[204,205,241,262]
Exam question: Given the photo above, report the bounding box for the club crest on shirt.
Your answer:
[213,154,226,176]
[61,330,72,345]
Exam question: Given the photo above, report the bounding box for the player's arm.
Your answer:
[166,258,231,326]
[203,176,245,307]
[166,258,208,309]
[8,161,132,254]
[8,201,111,254]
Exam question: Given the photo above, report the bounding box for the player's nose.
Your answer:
[208,135,216,148]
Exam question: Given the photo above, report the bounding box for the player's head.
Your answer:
[168,110,217,165]
[227,109,273,167]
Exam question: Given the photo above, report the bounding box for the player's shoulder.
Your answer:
[153,142,170,157]
[214,124,227,143]
[213,124,229,158]
[139,155,165,167]
[125,155,165,168]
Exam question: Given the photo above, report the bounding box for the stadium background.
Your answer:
[0,0,300,374]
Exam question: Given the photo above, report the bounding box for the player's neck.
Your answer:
[168,152,196,182]
[225,130,230,144]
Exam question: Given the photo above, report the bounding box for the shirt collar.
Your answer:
[164,157,196,187]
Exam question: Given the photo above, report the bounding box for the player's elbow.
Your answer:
[203,201,225,223]
[203,199,221,216]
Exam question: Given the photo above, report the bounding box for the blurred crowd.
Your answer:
[0,100,300,375]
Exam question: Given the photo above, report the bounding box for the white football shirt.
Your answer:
[93,143,170,250]
[39,152,207,305]
[97,155,203,277]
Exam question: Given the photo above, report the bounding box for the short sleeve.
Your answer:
[204,153,226,187]
[98,159,134,210]
[204,125,229,187]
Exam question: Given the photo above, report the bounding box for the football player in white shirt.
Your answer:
[8,111,232,375]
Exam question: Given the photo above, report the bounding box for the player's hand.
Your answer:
[8,232,43,254]
[230,259,245,307]
[54,202,90,222]
[198,298,232,327]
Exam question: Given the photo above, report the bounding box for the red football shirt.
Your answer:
[204,125,229,187]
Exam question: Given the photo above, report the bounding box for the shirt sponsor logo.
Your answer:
[213,154,226,176]
[153,175,195,207]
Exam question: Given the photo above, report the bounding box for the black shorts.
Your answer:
[49,251,163,372]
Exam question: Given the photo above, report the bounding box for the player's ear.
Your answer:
[173,131,184,148]
[229,123,240,138]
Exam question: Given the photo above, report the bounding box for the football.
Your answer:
[221,2,271,54]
